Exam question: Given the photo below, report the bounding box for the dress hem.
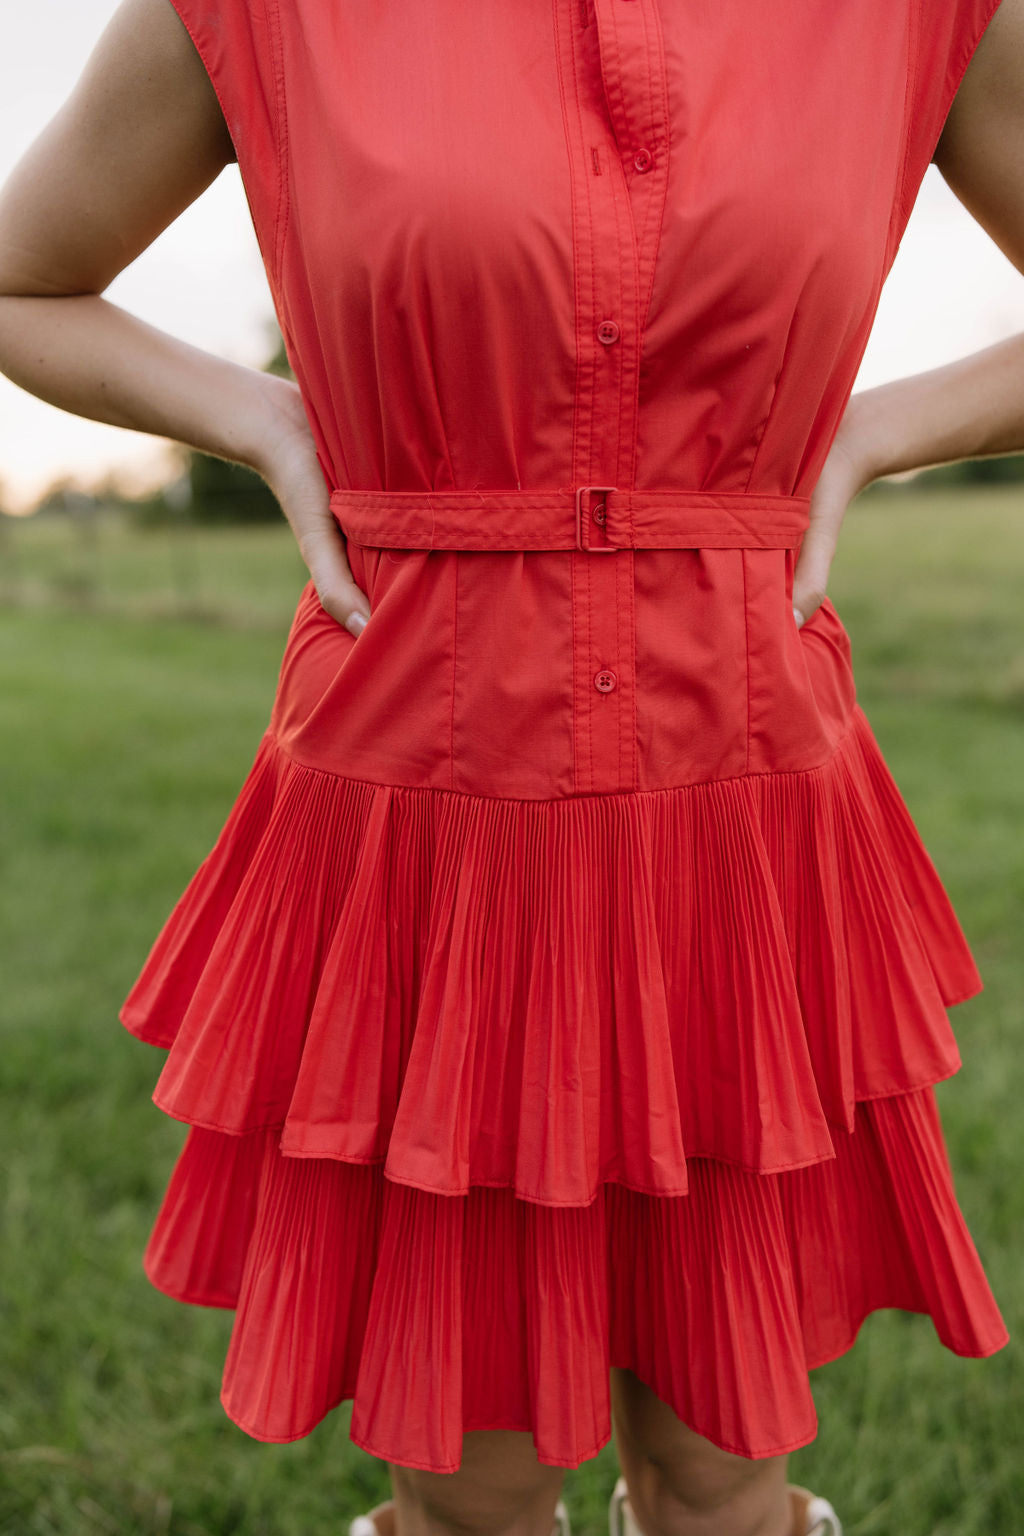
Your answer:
[139,1293,1006,1467]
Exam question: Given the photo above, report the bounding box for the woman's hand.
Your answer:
[256,378,371,638]
[792,398,881,629]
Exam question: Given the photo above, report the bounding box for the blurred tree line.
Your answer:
[898,453,1024,488]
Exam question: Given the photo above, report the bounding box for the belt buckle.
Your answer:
[575,485,618,552]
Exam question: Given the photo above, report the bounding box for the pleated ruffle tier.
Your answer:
[142,1095,1006,1471]
[120,702,1009,1469]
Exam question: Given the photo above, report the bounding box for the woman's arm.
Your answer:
[853,0,1024,479]
[794,0,1024,626]
[0,0,369,636]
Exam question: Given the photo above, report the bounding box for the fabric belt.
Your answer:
[327,486,810,552]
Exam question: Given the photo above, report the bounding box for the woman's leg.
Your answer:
[388,1429,567,1536]
[610,1369,794,1536]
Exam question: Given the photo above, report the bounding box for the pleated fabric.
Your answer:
[123,703,1009,1469]
[142,1088,1006,1473]
[123,706,983,1191]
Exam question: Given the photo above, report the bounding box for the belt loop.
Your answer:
[575,485,618,552]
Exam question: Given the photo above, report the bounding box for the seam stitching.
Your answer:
[450,557,459,792]
[268,703,865,803]
[741,552,751,776]
[261,0,291,294]
[886,0,919,266]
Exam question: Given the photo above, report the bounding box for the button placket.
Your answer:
[593,0,670,342]
[555,0,669,793]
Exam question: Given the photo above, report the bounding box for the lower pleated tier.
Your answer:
[142,1083,1008,1473]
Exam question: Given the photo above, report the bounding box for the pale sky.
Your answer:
[2,1,1024,515]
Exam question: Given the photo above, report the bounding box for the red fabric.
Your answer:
[144,1087,1007,1472]
[124,0,1009,1468]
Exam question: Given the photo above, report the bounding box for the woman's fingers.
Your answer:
[295,520,370,637]
[792,421,874,627]
[254,393,372,636]
[792,507,839,627]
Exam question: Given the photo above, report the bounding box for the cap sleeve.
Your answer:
[892,0,1007,238]
[163,0,288,291]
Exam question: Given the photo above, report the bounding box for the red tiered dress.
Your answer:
[122,0,1009,1472]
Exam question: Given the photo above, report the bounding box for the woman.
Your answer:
[0,1,1016,1532]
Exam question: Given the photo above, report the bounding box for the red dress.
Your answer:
[122,0,1009,1472]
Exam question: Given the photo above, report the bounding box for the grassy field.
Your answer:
[0,489,1021,1535]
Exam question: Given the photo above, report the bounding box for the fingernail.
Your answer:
[793,606,805,628]
[346,611,368,636]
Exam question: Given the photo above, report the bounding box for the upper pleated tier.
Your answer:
[119,704,982,1206]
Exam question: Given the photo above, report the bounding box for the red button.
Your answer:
[597,320,620,346]
[633,148,653,173]
[594,669,617,693]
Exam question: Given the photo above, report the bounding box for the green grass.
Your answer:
[0,508,309,628]
[0,491,1021,1534]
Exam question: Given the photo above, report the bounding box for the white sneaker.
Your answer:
[351,1495,571,1536]
[349,1500,397,1536]
[788,1482,843,1535]
[609,1477,641,1536]
[609,1475,842,1536]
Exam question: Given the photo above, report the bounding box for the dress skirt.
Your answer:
[119,574,1010,1473]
